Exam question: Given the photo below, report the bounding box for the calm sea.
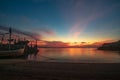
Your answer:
[28,48,120,63]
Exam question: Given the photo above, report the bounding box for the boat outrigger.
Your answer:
[0,48,24,57]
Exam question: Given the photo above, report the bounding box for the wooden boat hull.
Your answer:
[0,48,24,57]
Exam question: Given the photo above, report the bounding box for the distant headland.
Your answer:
[98,40,120,51]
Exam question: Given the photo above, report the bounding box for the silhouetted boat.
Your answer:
[0,27,39,58]
[0,27,27,58]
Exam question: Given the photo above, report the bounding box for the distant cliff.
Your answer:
[98,40,120,51]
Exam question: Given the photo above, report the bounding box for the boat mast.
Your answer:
[0,33,4,44]
[9,27,12,50]
[9,27,12,44]
[35,39,37,48]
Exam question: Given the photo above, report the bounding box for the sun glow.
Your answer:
[69,42,80,46]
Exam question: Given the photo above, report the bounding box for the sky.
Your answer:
[0,0,120,47]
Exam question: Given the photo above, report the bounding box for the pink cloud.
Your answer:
[57,0,120,39]
[40,41,69,47]
[38,28,56,36]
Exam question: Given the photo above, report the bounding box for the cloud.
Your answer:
[37,27,56,36]
[0,25,56,41]
[0,13,57,41]
[0,26,41,40]
[57,0,120,39]
[36,39,117,48]
[17,16,56,36]
[41,41,69,47]
[72,32,80,39]
[81,42,87,44]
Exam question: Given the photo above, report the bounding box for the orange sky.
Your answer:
[33,39,116,48]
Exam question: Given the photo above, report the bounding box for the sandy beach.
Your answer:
[0,59,120,80]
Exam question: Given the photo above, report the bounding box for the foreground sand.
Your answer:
[0,59,120,80]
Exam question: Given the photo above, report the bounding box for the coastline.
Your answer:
[0,59,120,80]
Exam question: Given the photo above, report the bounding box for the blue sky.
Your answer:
[0,0,120,43]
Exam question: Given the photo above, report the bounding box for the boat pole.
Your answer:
[9,27,12,50]
[31,41,32,47]
[35,40,37,48]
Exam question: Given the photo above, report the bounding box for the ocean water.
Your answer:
[28,48,120,63]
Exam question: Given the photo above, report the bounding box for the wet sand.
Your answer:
[0,59,120,80]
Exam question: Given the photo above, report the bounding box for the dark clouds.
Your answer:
[0,26,41,40]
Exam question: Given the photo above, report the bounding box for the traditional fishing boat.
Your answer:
[0,27,38,58]
[0,27,27,58]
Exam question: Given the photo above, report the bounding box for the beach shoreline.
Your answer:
[0,59,120,80]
